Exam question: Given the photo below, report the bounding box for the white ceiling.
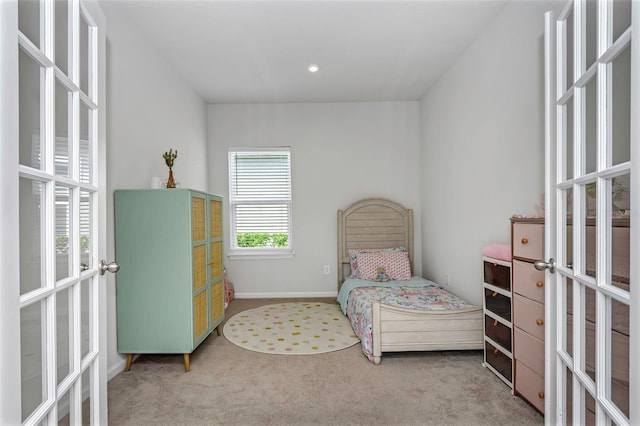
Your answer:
[101,0,510,104]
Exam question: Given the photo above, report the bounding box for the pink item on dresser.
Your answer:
[482,244,512,262]
[224,269,234,308]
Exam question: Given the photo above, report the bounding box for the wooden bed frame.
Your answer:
[337,198,483,364]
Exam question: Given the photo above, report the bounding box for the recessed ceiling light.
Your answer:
[308,64,319,73]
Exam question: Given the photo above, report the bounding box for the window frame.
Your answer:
[227,147,294,259]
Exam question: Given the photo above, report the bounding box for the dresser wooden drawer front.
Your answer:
[515,361,545,413]
[512,259,545,303]
[514,326,544,375]
[513,223,544,261]
[513,294,545,340]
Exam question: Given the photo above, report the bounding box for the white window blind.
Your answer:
[228,148,292,254]
[33,136,92,254]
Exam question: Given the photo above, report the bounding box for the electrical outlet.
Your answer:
[323,265,330,275]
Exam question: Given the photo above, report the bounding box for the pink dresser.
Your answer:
[510,217,630,418]
[511,217,546,413]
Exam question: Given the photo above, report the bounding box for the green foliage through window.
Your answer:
[56,235,90,253]
[236,233,288,248]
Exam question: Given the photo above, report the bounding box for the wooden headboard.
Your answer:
[337,198,413,290]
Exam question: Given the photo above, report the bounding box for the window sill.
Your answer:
[227,250,295,260]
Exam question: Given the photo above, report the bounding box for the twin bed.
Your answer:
[337,198,483,364]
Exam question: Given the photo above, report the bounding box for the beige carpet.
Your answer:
[107,298,544,426]
[223,302,359,355]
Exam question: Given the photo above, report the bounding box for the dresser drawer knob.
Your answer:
[521,238,529,244]
[536,281,544,288]
[493,348,500,355]
[492,291,498,298]
[493,320,498,327]
[536,319,544,326]
[538,392,545,399]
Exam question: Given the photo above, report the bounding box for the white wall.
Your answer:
[419,0,564,305]
[101,4,209,375]
[208,102,422,297]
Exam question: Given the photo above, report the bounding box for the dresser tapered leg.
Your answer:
[183,353,190,372]
[125,354,134,372]
[216,326,221,336]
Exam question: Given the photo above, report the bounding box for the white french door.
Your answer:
[543,0,637,425]
[0,0,108,425]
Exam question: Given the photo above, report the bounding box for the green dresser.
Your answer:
[114,189,224,372]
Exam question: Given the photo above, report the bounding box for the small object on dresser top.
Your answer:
[511,214,543,219]
[482,244,512,262]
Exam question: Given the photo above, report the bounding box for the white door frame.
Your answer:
[0,0,23,422]
[629,0,640,423]
[543,9,558,422]
[629,1,639,422]
[92,0,108,423]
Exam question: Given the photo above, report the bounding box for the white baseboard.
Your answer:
[234,291,337,299]
[108,356,129,381]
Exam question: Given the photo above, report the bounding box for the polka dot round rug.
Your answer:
[223,302,359,355]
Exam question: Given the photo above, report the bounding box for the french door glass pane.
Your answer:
[18,0,40,49]
[20,177,43,295]
[610,297,630,417]
[611,46,630,166]
[57,390,70,425]
[562,187,573,268]
[584,183,596,278]
[21,301,45,422]
[19,48,42,170]
[55,80,70,178]
[56,185,71,281]
[80,102,92,184]
[585,76,597,174]
[612,174,631,217]
[81,368,92,424]
[80,191,92,268]
[80,13,90,96]
[565,367,574,425]
[56,288,70,386]
[612,0,632,43]
[564,277,574,358]
[585,390,597,425]
[81,279,91,358]
[54,0,69,76]
[565,8,575,88]
[585,0,598,68]
[611,175,630,292]
[584,286,596,381]
[565,99,574,180]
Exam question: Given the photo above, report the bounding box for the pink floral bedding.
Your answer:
[345,284,476,363]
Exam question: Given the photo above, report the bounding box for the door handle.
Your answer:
[99,260,120,275]
[534,258,556,273]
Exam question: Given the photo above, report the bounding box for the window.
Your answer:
[228,147,293,256]
[33,137,92,255]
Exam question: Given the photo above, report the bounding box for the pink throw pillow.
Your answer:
[357,251,411,281]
